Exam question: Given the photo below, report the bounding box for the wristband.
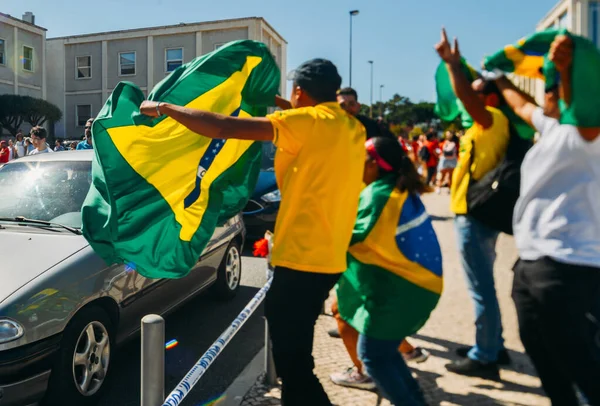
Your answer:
[156,102,162,116]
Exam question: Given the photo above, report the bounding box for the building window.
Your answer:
[557,11,569,29]
[76,55,92,79]
[119,51,136,76]
[165,48,183,72]
[214,43,225,50]
[590,2,600,47]
[0,39,5,65]
[23,46,33,72]
[76,105,92,127]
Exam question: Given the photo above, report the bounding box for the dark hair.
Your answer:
[291,59,342,104]
[480,80,506,106]
[426,132,437,141]
[30,126,47,139]
[370,137,431,195]
[337,87,358,100]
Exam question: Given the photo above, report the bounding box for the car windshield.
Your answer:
[0,160,91,229]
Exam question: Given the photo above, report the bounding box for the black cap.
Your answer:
[287,59,342,102]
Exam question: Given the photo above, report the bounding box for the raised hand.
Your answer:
[549,35,573,73]
[435,28,461,65]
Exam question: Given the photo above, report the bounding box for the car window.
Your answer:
[0,161,92,228]
[261,141,275,171]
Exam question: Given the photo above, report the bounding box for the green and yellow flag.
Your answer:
[434,59,535,140]
[81,40,280,279]
[484,29,600,127]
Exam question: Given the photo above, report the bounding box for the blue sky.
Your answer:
[5,0,558,102]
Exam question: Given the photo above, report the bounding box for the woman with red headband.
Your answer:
[335,136,444,405]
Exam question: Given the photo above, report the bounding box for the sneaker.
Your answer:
[403,347,430,363]
[327,328,341,338]
[455,346,511,365]
[330,367,376,390]
[445,358,500,379]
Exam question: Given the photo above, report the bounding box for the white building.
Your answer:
[46,17,286,139]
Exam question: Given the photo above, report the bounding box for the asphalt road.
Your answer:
[98,251,268,406]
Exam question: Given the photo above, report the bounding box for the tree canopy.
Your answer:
[0,95,62,136]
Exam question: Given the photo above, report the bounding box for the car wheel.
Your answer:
[43,306,114,406]
[211,240,242,300]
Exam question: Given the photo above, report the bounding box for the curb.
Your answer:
[221,348,265,406]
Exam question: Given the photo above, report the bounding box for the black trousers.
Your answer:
[265,267,340,406]
[512,257,600,406]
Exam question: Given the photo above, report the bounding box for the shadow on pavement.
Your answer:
[99,286,265,406]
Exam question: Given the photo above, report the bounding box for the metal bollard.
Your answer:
[263,317,278,386]
[141,314,165,406]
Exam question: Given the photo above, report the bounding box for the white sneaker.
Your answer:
[330,367,376,390]
[403,347,430,363]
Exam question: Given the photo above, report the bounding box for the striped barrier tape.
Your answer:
[161,277,273,406]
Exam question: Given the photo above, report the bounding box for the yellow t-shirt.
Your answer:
[451,107,510,214]
[266,102,366,274]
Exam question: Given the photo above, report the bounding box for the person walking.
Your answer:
[335,136,442,405]
[435,28,512,378]
[492,35,600,405]
[140,58,365,406]
[436,131,458,192]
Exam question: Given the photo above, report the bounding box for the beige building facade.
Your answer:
[46,17,286,139]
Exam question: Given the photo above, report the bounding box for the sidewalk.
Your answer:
[236,193,549,406]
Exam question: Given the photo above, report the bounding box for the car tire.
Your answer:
[43,306,114,406]
[211,240,242,300]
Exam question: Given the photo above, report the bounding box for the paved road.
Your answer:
[99,251,268,406]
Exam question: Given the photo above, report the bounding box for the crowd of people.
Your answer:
[135,28,598,406]
[0,27,597,406]
[0,117,95,164]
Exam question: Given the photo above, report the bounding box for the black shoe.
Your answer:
[455,346,511,365]
[446,358,500,379]
[328,328,341,338]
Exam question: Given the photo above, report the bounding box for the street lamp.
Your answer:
[349,10,359,87]
[368,60,374,118]
[379,84,384,116]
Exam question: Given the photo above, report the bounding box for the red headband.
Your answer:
[365,138,394,172]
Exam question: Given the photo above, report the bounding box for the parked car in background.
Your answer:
[0,151,245,406]
[243,142,280,240]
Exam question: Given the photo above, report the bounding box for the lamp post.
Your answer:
[368,60,374,118]
[379,84,384,117]
[349,10,359,87]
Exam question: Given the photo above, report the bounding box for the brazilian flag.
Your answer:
[484,28,600,127]
[337,177,443,340]
[434,59,535,140]
[81,40,280,279]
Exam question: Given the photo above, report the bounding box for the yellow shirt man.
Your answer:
[451,106,510,214]
[267,102,366,273]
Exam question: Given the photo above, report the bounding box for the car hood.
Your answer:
[0,228,89,301]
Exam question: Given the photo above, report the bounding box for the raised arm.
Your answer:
[435,28,493,129]
[549,35,573,107]
[494,76,538,127]
[139,101,274,141]
[275,95,293,111]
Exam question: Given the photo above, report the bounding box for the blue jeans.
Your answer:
[454,214,504,363]
[358,334,427,406]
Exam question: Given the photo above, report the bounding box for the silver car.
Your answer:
[0,150,245,406]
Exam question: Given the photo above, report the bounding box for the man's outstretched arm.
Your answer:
[140,101,274,141]
[494,76,538,127]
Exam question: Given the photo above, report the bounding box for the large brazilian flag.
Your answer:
[484,28,600,127]
[337,177,443,340]
[81,40,280,279]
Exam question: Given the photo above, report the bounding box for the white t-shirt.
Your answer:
[28,147,53,155]
[16,141,25,158]
[513,108,600,268]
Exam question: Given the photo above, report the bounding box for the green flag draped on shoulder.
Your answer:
[81,40,280,279]
[484,28,600,127]
[434,59,535,140]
